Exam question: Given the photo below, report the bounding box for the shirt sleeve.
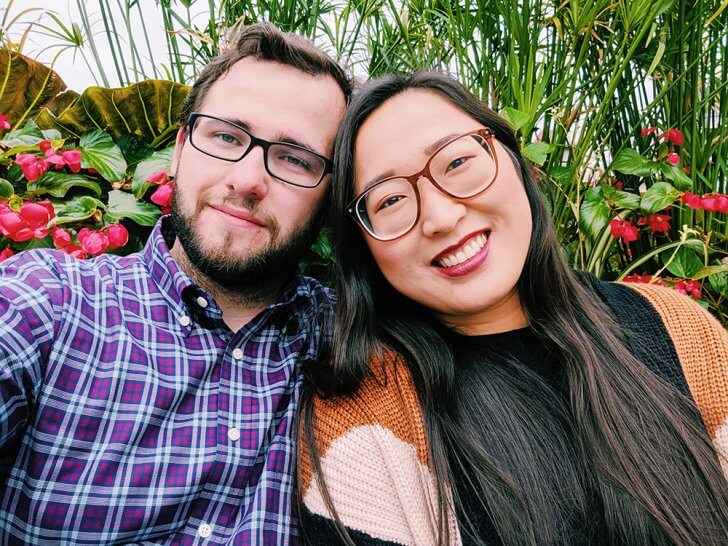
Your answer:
[0,251,64,453]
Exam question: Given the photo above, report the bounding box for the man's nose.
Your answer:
[418,178,467,237]
[225,144,270,201]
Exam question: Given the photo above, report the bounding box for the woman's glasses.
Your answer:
[347,129,499,241]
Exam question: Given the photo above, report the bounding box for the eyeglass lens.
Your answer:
[190,116,327,187]
[356,133,496,239]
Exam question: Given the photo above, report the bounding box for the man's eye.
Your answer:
[281,154,312,171]
[214,133,241,145]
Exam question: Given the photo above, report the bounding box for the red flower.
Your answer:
[146,170,170,185]
[0,114,10,131]
[105,223,129,250]
[14,154,49,182]
[700,195,718,212]
[0,212,33,242]
[151,180,173,212]
[610,218,640,243]
[0,248,14,262]
[717,194,728,214]
[681,191,701,209]
[674,279,701,299]
[645,213,671,234]
[39,140,53,153]
[53,227,72,249]
[62,150,82,173]
[623,274,665,286]
[78,229,109,256]
[611,178,623,190]
[667,152,680,166]
[63,245,87,259]
[640,126,656,137]
[663,128,683,146]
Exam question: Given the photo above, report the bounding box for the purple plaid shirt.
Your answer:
[0,219,333,545]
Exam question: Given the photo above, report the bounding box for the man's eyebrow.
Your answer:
[274,132,322,155]
[359,132,461,193]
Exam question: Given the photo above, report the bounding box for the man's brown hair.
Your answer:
[180,22,352,124]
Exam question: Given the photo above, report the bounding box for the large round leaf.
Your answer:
[79,130,128,183]
[0,49,76,132]
[579,186,611,238]
[28,171,102,198]
[105,190,161,226]
[35,80,190,149]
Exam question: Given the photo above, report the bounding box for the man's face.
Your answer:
[170,58,345,290]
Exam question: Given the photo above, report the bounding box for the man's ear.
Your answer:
[170,126,188,176]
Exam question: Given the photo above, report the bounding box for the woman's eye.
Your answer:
[376,195,405,212]
[446,156,469,172]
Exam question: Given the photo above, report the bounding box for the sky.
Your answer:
[6,0,208,92]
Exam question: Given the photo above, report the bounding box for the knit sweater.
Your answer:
[298,281,728,545]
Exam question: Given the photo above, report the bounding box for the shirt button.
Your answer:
[228,427,241,442]
[197,522,213,538]
[196,296,208,308]
[179,315,191,327]
[232,348,244,360]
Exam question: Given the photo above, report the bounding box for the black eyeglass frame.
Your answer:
[186,112,333,188]
[347,128,499,241]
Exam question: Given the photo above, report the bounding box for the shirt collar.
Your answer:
[141,217,197,308]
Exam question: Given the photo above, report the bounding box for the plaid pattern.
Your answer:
[0,219,333,545]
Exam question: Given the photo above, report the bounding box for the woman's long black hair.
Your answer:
[301,71,728,545]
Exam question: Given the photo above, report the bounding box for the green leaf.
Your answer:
[0,178,14,198]
[40,129,62,141]
[708,271,728,298]
[693,264,728,280]
[79,130,128,182]
[611,148,656,177]
[105,190,161,226]
[579,186,611,238]
[663,247,703,278]
[52,195,104,224]
[18,236,54,251]
[311,228,333,261]
[658,163,692,191]
[640,182,680,214]
[0,48,76,131]
[522,142,554,165]
[27,171,102,198]
[0,119,44,148]
[500,107,531,131]
[601,184,641,210]
[131,147,173,199]
[35,79,189,148]
[117,133,154,168]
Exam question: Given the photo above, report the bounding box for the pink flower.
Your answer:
[53,227,72,249]
[674,279,701,299]
[0,248,14,262]
[63,245,87,259]
[663,128,684,146]
[45,151,66,170]
[62,150,82,173]
[39,140,53,153]
[667,152,680,166]
[681,191,701,209]
[0,212,33,242]
[14,154,48,182]
[79,229,109,256]
[610,218,640,243]
[623,274,665,286]
[151,180,173,212]
[700,195,718,212]
[640,127,656,137]
[146,170,170,185]
[645,213,671,234]
[105,224,129,250]
[717,194,728,214]
[0,114,10,131]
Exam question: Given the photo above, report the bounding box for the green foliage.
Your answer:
[0,0,726,321]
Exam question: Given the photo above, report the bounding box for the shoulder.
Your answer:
[299,352,448,544]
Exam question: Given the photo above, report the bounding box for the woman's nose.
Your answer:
[417,177,467,237]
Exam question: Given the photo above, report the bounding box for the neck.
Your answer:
[438,288,528,335]
[170,243,286,332]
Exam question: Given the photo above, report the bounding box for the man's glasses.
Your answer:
[347,129,499,241]
[187,113,332,188]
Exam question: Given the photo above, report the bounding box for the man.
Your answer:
[0,23,350,544]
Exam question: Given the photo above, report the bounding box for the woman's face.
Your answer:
[353,90,532,334]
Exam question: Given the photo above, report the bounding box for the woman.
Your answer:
[298,72,728,545]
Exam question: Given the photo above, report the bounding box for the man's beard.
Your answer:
[169,191,321,298]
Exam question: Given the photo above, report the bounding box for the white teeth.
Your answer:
[436,232,489,268]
